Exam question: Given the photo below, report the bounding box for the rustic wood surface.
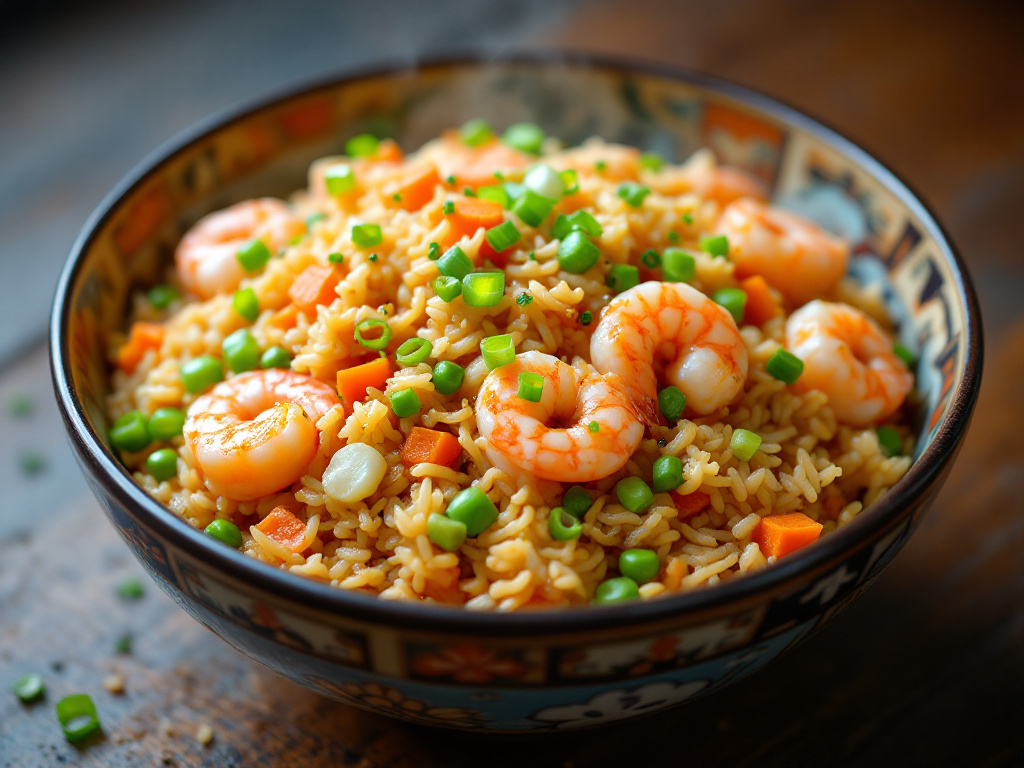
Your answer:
[1,1,1021,766]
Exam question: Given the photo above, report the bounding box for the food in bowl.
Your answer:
[105,122,916,610]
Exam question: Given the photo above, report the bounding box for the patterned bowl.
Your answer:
[50,53,982,731]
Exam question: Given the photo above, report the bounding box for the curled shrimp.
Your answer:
[175,198,304,300]
[419,134,530,189]
[715,198,848,306]
[590,281,749,419]
[553,140,641,181]
[183,369,341,500]
[475,352,643,482]
[649,149,767,206]
[786,300,913,426]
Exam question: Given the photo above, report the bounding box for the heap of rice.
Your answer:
[107,130,913,610]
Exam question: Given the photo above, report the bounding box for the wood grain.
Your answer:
[1,0,1022,765]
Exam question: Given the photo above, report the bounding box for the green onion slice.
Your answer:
[548,506,583,541]
[462,272,506,308]
[517,371,544,402]
[460,119,493,147]
[480,334,515,370]
[395,337,433,367]
[324,164,356,195]
[345,133,380,158]
[56,694,101,743]
[354,319,392,350]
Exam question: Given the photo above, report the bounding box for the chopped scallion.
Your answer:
[232,288,259,322]
[662,247,696,283]
[480,334,515,370]
[445,487,499,536]
[615,477,654,513]
[730,428,762,462]
[324,164,356,195]
[395,337,433,367]
[700,234,730,258]
[877,425,903,457]
[485,220,521,252]
[607,264,640,293]
[462,272,506,308]
[354,319,392,350]
[616,181,650,207]
[639,152,665,172]
[477,184,511,209]
[437,245,474,280]
[345,133,380,158]
[236,240,271,272]
[459,118,493,147]
[502,122,545,155]
[147,284,179,310]
[558,231,601,273]
[548,506,583,541]
[765,348,804,385]
[56,694,101,743]
[432,276,462,303]
[512,188,555,227]
[427,512,467,551]
[712,287,747,325]
[352,223,382,248]
[641,249,661,268]
[517,371,544,402]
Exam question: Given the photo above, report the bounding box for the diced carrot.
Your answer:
[266,304,299,331]
[116,322,164,373]
[255,506,308,553]
[374,139,404,164]
[752,512,823,559]
[454,143,530,189]
[443,197,505,248]
[399,427,463,468]
[669,490,711,519]
[336,356,392,410]
[663,557,686,590]
[383,164,440,212]
[740,275,782,326]
[288,265,341,314]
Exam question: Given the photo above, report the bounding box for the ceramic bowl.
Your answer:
[51,53,982,731]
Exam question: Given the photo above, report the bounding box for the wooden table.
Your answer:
[1,1,1021,765]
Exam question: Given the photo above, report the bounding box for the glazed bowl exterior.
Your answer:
[51,54,982,731]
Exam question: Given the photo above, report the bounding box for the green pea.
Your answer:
[148,407,185,441]
[145,448,178,482]
[260,346,292,370]
[619,549,661,584]
[593,576,640,605]
[204,518,243,548]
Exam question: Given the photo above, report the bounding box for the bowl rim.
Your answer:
[51,50,983,637]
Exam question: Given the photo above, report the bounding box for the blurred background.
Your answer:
[1,1,1021,766]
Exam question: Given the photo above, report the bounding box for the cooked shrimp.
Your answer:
[419,135,530,189]
[553,140,641,181]
[590,281,749,419]
[679,149,768,206]
[715,198,848,306]
[476,352,643,482]
[183,369,341,500]
[649,149,767,206]
[786,300,913,426]
[175,198,304,300]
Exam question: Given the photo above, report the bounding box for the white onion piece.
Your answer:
[323,443,387,503]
